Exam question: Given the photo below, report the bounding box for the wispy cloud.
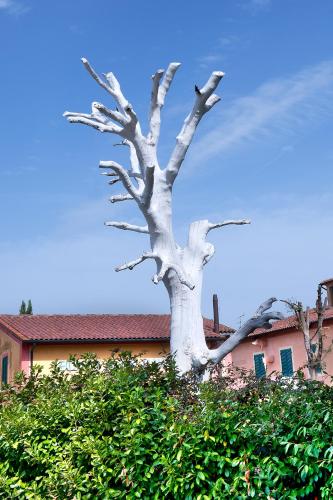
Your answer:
[197,54,223,69]
[189,60,333,168]
[246,0,272,11]
[197,35,240,69]
[0,0,29,15]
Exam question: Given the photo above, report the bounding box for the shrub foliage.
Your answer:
[0,353,332,499]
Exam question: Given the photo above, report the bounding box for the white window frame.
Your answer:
[58,360,76,372]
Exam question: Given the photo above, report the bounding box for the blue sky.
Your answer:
[0,0,332,326]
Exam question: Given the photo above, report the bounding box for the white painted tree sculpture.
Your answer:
[64,59,283,374]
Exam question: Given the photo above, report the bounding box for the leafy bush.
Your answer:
[0,353,332,499]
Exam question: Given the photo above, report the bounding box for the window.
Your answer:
[58,360,76,371]
[1,355,9,385]
[280,348,294,377]
[254,353,266,379]
[310,344,322,374]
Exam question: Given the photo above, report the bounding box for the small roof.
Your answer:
[251,307,333,338]
[0,314,234,343]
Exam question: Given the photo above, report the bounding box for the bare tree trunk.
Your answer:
[282,285,327,380]
[165,268,208,373]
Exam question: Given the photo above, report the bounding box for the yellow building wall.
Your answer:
[33,341,170,374]
[0,329,21,383]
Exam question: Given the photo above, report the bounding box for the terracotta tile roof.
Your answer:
[251,307,333,338]
[0,314,234,343]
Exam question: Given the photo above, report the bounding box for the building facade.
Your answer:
[231,294,333,383]
[0,314,233,384]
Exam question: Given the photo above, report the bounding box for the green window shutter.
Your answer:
[280,348,293,376]
[1,355,8,385]
[254,353,266,378]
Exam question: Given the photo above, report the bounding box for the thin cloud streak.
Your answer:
[188,60,333,168]
[0,0,29,15]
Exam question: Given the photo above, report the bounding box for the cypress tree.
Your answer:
[19,301,26,315]
[26,300,33,315]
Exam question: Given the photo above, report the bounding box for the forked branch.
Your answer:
[209,298,284,364]
[153,262,195,290]
[148,62,181,145]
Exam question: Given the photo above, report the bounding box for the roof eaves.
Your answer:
[22,337,171,345]
[0,317,28,342]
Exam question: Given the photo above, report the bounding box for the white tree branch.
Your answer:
[92,102,128,126]
[209,298,284,364]
[114,140,145,189]
[109,194,134,203]
[66,58,146,158]
[108,177,121,186]
[254,297,278,317]
[203,243,215,265]
[186,218,250,268]
[207,219,251,233]
[104,221,149,233]
[101,170,141,180]
[81,58,131,115]
[81,57,114,95]
[148,62,181,145]
[99,161,139,201]
[148,69,164,144]
[63,113,122,133]
[166,70,224,184]
[62,111,105,123]
[141,165,155,206]
[115,252,157,272]
[104,71,130,113]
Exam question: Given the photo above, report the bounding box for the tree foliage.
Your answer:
[19,300,26,315]
[0,354,332,499]
[26,300,33,315]
[19,300,33,315]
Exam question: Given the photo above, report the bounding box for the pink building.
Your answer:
[231,279,333,382]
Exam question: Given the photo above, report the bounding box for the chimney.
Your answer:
[320,277,333,307]
[213,294,219,333]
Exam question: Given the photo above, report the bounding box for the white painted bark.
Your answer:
[64,59,283,374]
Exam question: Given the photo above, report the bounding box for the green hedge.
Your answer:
[0,353,332,499]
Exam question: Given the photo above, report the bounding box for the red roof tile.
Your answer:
[0,314,234,343]
[251,307,333,338]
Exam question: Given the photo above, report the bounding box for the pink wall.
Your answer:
[231,320,333,382]
[21,344,31,375]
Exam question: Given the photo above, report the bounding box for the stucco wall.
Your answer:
[231,321,333,382]
[33,341,170,373]
[0,329,21,383]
